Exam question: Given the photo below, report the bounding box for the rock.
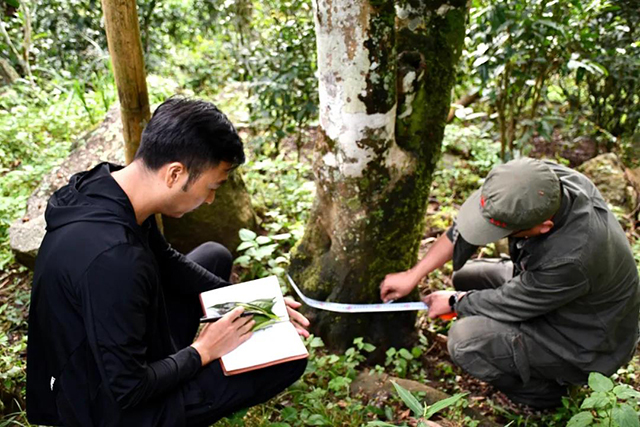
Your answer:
[9,215,46,269]
[9,105,258,268]
[351,370,450,404]
[577,153,638,213]
[350,371,500,427]
[9,106,125,268]
[162,171,258,255]
[0,58,20,86]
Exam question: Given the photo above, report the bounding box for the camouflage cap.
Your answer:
[456,158,562,246]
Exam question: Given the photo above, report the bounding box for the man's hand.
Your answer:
[422,291,461,319]
[380,270,419,302]
[284,297,310,338]
[191,307,254,366]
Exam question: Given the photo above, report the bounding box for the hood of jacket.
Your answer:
[45,162,142,238]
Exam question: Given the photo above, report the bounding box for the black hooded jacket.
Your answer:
[26,163,229,426]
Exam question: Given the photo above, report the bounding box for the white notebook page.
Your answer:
[221,321,308,372]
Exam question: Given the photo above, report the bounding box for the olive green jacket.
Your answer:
[451,161,640,375]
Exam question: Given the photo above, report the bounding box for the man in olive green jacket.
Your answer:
[381,158,640,408]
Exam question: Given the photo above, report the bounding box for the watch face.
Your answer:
[449,294,456,308]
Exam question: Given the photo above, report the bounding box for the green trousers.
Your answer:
[447,259,587,409]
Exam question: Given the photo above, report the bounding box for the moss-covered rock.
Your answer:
[162,171,258,255]
[577,153,638,213]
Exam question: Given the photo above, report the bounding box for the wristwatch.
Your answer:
[448,292,463,311]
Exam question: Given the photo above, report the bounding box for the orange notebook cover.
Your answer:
[199,276,309,376]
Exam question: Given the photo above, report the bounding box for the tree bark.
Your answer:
[289,0,467,352]
[101,0,150,163]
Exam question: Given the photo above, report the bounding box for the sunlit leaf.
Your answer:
[614,385,640,400]
[580,391,610,409]
[588,372,614,392]
[612,404,640,427]
[391,381,423,417]
[239,228,257,242]
[423,393,468,420]
[567,411,594,427]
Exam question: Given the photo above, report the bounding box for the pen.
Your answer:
[199,313,254,324]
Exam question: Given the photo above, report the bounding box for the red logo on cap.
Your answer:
[480,196,508,228]
[489,218,508,228]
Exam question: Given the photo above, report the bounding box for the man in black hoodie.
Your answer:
[26,97,309,427]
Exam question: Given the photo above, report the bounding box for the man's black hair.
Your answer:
[135,97,245,187]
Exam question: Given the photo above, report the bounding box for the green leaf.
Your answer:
[271,233,292,240]
[580,391,610,409]
[536,19,566,35]
[239,228,257,241]
[613,385,640,400]
[306,414,331,425]
[237,241,256,251]
[366,422,396,427]
[588,372,614,392]
[328,376,351,392]
[234,255,251,266]
[568,59,608,77]
[309,337,325,348]
[398,348,413,360]
[423,393,468,420]
[613,404,640,427]
[391,381,424,417]
[362,343,376,352]
[567,411,594,427]
[255,244,278,260]
[3,0,19,8]
[227,407,249,420]
[280,407,297,421]
[268,423,291,427]
[256,235,272,245]
[473,55,490,68]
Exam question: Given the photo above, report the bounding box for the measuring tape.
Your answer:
[286,274,430,314]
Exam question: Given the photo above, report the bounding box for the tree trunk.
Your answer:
[101,0,150,163]
[289,0,467,353]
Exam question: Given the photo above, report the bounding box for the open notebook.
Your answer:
[199,276,308,375]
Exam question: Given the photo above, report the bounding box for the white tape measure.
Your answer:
[286,274,429,313]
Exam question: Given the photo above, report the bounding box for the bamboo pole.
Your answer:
[101,0,151,164]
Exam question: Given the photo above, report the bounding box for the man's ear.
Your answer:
[539,219,554,235]
[164,162,186,188]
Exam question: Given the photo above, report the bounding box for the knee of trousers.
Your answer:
[447,316,528,384]
[199,241,233,274]
[285,358,308,382]
[201,241,233,263]
[447,316,483,366]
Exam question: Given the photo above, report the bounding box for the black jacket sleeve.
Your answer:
[148,220,230,295]
[445,222,479,271]
[81,244,202,409]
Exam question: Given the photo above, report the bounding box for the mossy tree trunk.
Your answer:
[289,0,467,352]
